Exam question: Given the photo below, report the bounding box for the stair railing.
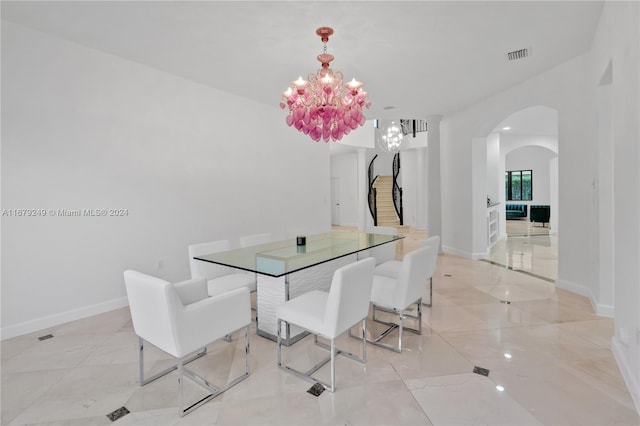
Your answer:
[400,119,428,137]
[392,153,403,225]
[368,155,378,226]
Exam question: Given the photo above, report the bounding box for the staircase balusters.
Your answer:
[368,155,378,225]
[392,153,404,226]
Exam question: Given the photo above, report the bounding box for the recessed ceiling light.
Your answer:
[383,106,396,110]
[502,126,511,131]
[496,385,505,392]
[504,353,512,359]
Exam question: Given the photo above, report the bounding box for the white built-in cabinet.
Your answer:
[487,203,500,249]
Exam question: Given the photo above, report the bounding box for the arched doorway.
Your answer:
[481,105,559,281]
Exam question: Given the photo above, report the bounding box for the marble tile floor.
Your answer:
[487,221,557,282]
[2,229,638,425]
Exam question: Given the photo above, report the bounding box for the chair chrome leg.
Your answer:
[245,325,251,375]
[139,337,207,386]
[277,319,282,368]
[139,337,144,385]
[279,320,368,392]
[177,360,185,417]
[363,300,423,353]
[330,339,336,392]
[422,277,433,307]
[178,333,250,417]
[398,310,404,352]
[362,318,367,362]
[138,325,250,418]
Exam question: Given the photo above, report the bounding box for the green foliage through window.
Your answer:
[505,170,532,201]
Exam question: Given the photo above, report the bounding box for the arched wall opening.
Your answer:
[473,105,559,256]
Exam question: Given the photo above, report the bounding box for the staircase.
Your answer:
[374,176,400,227]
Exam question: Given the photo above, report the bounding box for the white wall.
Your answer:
[426,116,443,247]
[440,118,474,257]
[335,120,375,150]
[505,145,556,205]
[1,22,331,338]
[372,149,395,176]
[591,1,640,413]
[500,134,559,233]
[329,152,358,226]
[331,144,425,229]
[471,138,488,258]
[400,149,418,227]
[486,133,500,204]
[596,73,614,315]
[442,50,598,270]
[440,0,639,412]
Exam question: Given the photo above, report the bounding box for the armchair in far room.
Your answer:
[530,205,550,227]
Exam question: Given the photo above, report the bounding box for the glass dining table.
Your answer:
[194,230,403,345]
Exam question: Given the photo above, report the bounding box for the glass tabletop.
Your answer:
[193,230,403,278]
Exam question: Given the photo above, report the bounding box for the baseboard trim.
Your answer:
[442,245,473,259]
[1,297,129,341]
[472,251,489,260]
[555,278,614,318]
[596,303,615,318]
[612,335,640,415]
[443,245,494,260]
[555,278,593,299]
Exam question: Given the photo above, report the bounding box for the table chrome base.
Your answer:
[256,327,309,346]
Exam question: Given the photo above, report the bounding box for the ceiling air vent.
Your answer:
[506,48,530,61]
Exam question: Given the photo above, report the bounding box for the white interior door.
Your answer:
[331,177,340,225]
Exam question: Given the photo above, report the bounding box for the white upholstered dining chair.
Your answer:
[362,225,399,265]
[374,235,440,307]
[363,245,431,353]
[276,257,375,392]
[239,232,272,248]
[188,239,256,296]
[124,270,251,417]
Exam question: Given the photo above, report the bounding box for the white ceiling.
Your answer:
[2,1,602,125]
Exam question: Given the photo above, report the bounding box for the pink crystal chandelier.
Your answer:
[280,27,371,143]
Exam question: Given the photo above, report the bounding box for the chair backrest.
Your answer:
[395,246,430,309]
[188,240,235,280]
[239,233,272,248]
[422,235,440,279]
[364,226,398,265]
[364,226,397,235]
[323,257,376,338]
[124,270,182,357]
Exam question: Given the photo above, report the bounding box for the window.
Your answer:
[505,170,532,200]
